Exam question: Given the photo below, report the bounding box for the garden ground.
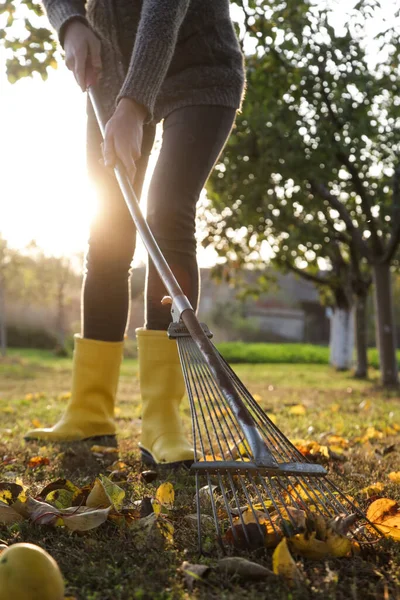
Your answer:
[0,349,399,599]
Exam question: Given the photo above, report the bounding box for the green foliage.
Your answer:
[6,324,58,349]
[215,341,400,368]
[204,0,400,298]
[0,0,58,82]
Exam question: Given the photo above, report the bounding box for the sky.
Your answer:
[0,0,398,265]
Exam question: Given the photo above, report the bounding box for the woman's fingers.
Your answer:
[114,138,137,182]
[87,36,102,85]
[103,128,117,169]
[74,45,89,91]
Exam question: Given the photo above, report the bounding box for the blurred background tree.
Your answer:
[204,0,400,385]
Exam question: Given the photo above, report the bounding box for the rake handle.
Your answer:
[88,87,191,312]
[88,87,278,468]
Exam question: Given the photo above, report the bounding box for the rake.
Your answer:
[88,88,377,553]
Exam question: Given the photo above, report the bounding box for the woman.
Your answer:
[26,0,245,467]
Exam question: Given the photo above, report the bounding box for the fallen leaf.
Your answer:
[217,557,273,580]
[325,530,352,557]
[199,454,224,462]
[0,482,25,505]
[61,506,111,531]
[388,472,400,484]
[39,479,80,499]
[45,489,75,509]
[224,522,267,550]
[180,561,210,591]
[86,475,125,511]
[360,482,385,496]
[27,456,50,469]
[0,501,24,524]
[289,532,330,559]
[328,514,359,536]
[366,497,400,541]
[153,482,174,515]
[272,538,303,586]
[366,498,398,524]
[289,404,306,416]
[157,517,174,545]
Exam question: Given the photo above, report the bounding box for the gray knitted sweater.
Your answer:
[43,0,245,122]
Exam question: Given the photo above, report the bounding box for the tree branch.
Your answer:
[319,82,382,254]
[279,260,331,286]
[309,179,373,262]
[380,164,400,264]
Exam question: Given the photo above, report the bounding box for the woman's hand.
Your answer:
[64,20,102,90]
[103,98,147,182]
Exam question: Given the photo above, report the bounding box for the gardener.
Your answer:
[25,0,245,467]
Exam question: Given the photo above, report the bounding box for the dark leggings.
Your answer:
[84,103,236,341]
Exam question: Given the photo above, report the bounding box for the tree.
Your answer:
[0,0,57,82]
[204,0,400,385]
[0,235,24,355]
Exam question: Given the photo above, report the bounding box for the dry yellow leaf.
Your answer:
[325,435,349,448]
[360,482,385,496]
[155,482,175,512]
[272,538,302,585]
[86,475,125,511]
[388,472,400,484]
[290,532,330,559]
[366,498,398,524]
[325,530,352,557]
[366,497,400,541]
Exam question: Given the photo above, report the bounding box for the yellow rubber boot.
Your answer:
[137,328,194,466]
[24,335,124,441]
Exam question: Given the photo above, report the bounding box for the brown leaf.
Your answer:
[217,557,273,580]
[28,456,50,469]
[224,522,267,550]
[180,561,210,591]
[0,501,24,524]
[328,513,359,536]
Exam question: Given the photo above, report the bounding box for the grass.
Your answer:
[1,349,400,599]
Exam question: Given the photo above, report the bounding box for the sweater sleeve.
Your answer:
[117,0,191,121]
[42,0,88,46]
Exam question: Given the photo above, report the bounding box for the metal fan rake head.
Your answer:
[168,321,378,554]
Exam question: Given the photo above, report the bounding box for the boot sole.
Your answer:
[24,434,117,444]
[140,448,193,470]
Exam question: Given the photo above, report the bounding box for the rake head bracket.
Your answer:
[191,461,327,476]
[168,321,213,339]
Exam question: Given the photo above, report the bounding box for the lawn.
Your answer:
[0,349,400,599]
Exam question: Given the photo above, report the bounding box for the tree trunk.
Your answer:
[329,308,354,370]
[353,292,368,378]
[0,275,6,357]
[373,263,399,386]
